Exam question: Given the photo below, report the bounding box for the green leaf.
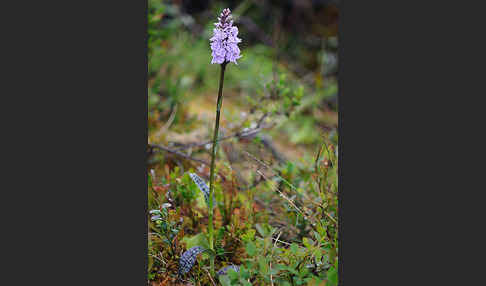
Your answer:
[258,258,268,275]
[290,243,299,255]
[255,223,268,237]
[240,266,250,279]
[228,268,239,281]
[287,266,299,276]
[246,241,257,256]
[314,249,322,263]
[219,275,231,286]
[303,237,314,248]
[241,229,256,242]
[327,266,338,286]
[182,233,209,250]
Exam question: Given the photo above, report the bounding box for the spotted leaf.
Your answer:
[189,173,215,207]
[217,265,240,276]
[178,246,206,275]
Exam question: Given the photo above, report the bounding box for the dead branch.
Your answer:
[174,126,262,151]
[174,112,271,151]
[148,144,209,166]
[258,134,287,163]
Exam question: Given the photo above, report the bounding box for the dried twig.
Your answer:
[148,143,209,166]
[272,236,291,246]
[149,254,167,266]
[257,170,308,220]
[205,268,217,286]
[154,103,178,140]
[244,151,298,192]
[269,230,282,286]
[270,261,274,286]
[237,172,268,191]
[175,127,263,151]
[259,134,286,163]
[273,231,283,248]
[175,112,270,151]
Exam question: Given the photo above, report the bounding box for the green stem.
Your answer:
[208,62,227,276]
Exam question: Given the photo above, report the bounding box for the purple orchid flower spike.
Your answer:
[210,8,242,64]
[207,8,242,276]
